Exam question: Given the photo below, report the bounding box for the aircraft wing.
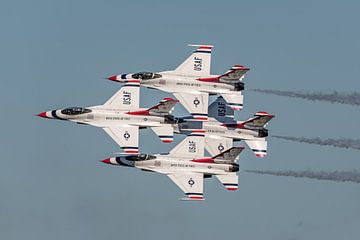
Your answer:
[173,92,209,120]
[103,126,139,153]
[205,135,233,156]
[168,173,204,200]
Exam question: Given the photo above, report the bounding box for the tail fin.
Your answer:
[212,147,244,163]
[208,96,235,123]
[220,65,250,82]
[242,112,274,129]
[127,98,178,116]
[104,82,140,110]
[174,44,213,76]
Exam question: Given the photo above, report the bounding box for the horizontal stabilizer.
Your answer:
[151,125,174,143]
[220,93,243,111]
[216,173,239,191]
[244,138,267,157]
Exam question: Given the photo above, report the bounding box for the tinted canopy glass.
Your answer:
[61,107,92,115]
[125,154,156,161]
[131,72,162,80]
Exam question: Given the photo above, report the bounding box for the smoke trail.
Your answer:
[244,170,360,184]
[250,89,360,106]
[272,135,360,150]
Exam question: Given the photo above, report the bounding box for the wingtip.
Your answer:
[187,44,214,49]
[179,197,205,201]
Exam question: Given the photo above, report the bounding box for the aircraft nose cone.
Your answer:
[107,75,118,81]
[100,158,112,164]
[36,112,48,118]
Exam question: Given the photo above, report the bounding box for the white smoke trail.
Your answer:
[272,135,360,150]
[245,170,360,184]
[251,89,360,106]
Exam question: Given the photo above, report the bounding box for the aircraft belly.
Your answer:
[235,133,256,140]
[137,159,228,175]
[236,129,258,138]
[205,126,258,140]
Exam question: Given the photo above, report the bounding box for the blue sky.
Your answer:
[1,0,360,239]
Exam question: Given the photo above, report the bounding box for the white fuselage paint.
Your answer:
[174,120,260,141]
[203,121,259,140]
[120,155,234,175]
[141,71,235,94]
[51,106,166,128]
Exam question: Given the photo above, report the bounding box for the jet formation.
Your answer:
[38,44,274,200]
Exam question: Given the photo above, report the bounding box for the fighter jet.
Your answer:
[175,96,274,157]
[101,131,243,200]
[37,81,178,153]
[107,44,249,120]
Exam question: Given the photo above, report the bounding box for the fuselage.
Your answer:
[40,106,168,128]
[105,154,239,176]
[175,119,267,141]
[118,71,243,95]
[203,121,266,140]
[144,71,235,94]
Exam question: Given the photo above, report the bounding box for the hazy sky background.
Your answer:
[1,0,360,239]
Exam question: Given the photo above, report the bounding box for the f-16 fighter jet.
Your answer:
[37,82,178,153]
[107,44,249,120]
[175,96,274,157]
[101,131,243,200]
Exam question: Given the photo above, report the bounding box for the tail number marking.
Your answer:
[194,57,202,71]
[123,91,132,105]
[189,140,197,153]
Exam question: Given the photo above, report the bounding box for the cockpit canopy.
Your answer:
[125,154,156,161]
[61,107,92,115]
[131,72,162,80]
